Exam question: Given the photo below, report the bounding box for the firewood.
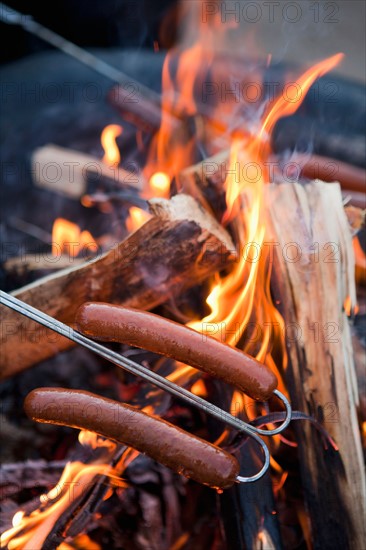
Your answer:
[0,194,235,379]
[177,151,366,213]
[4,254,85,274]
[266,180,365,549]
[176,150,229,220]
[32,144,142,199]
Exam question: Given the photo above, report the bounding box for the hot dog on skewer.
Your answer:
[75,303,277,400]
[24,388,240,490]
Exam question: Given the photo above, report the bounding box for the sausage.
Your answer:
[75,303,277,400]
[24,388,240,490]
[299,153,366,194]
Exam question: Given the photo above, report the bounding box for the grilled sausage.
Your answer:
[24,388,240,490]
[75,303,277,400]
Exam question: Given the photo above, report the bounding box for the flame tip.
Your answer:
[101,123,123,166]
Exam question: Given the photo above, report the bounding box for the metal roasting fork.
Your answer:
[0,290,292,483]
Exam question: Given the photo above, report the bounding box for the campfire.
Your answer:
[1,1,365,549]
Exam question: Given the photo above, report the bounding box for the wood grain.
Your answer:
[0,194,235,379]
[266,180,365,549]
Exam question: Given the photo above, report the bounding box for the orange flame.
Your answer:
[143,27,215,188]
[354,235,366,286]
[58,534,101,550]
[52,218,97,257]
[11,511,25,528]
[188,53,343,420]
[125,207,151,233]
[191,379,207,397]
[224,53,344,220]
[2,461,121,550]
[149,171,171,197]
[101,124,123,166]
[5,25,345,544]
[78,430,116,450]
[261,53,343,140]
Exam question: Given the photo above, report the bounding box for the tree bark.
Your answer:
[0,194,235,379]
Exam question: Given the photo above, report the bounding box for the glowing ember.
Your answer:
[125,206,151,233]
[149,171,171,196]
[101,124,123,166]
[190,379,207,397]
[52,218,97,257]
[59,534,101,550]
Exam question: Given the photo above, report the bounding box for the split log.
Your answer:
[0,194,235,379]
[179,153,285,546]
[176,150,229,220]
[177,151,366,212]
[266,180,365,549]
[4,254,85,274]
[32,144,142,199]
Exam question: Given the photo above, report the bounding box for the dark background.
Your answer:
[0,0,178,64]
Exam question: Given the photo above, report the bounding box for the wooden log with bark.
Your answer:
[4,254,86,274]
[0,194,235,379]
[32,144,143,198]
[266,180,365,549]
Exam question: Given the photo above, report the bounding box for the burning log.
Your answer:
[177,151,366,212]
[178,147,365,545]
[266,180,365,549]
[0,194,235,379]
[32,144,142,199]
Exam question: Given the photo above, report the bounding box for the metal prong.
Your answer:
[0,291,288,436]
[236,431,270,483]
[0,290,292,484]
[249,389,292,436]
